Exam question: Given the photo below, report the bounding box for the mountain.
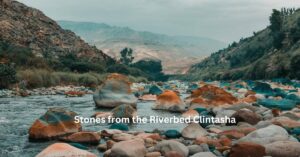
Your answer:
[0,0,113,65]
[58,21,226,74]
[186,8,300,81]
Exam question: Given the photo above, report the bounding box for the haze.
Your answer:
[18,0,300,43]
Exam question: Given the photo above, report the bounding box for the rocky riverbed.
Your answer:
[1,74,300,157]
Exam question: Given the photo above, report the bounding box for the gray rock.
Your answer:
[190,152,217,157]
[154,140,189,157]
[187,145,204,155]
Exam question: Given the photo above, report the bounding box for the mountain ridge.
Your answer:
[58,20,226,74]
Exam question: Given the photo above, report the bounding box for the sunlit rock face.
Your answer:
[152,90,186,112]
[93,73,137,108]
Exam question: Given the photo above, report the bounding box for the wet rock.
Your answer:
[219,130,245,139]
[152,90,186,112]
[190,152,217,157]
[230,109,261,125]
[149,85,163,95]
[93,73,137,108]
[110,139,146,157]
[181,123,207,139]
[154,140,189,157]
[29,108,81,140]
[112,104,137,120]
[97,143,107,152]
[109,123,129,131]
[238,125,290,145]
[36,143,96,157]
[60,131,100,145]
[265,141,300,157]
[229,142,266,157]
[258,99,297,110]
[164,130,181,138]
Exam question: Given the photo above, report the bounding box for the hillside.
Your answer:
[0,0,113,66]
[187,8,300,81]
[58,21,226,74]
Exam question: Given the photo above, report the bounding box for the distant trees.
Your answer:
[269,9,284,49]
[120,48,134,65]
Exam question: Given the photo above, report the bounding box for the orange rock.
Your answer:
[60,131,101,145]
[245,90,256,97]
[140,94,157,101]
[136,133,161,140]
[240,95,257,103]
[165,151,184,157]
[182,109,199,119]
[65,91,85,97]
[190,85,237,107]
[219,130,245,139]
[153,90,186,112]
[29,108,81,141]
[36,143,97,157]
[229,142,266,157]
[271,117,300,128]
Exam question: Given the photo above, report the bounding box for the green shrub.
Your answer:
[0,64,17,89]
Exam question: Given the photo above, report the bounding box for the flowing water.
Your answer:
[0,95,186,157]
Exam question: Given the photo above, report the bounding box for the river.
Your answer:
[0,95,186,157]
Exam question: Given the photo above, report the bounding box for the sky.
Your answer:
[18,0,300,43]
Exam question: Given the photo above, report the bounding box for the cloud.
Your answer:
[17,0,300,43]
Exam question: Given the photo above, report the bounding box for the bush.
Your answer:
[0,64,17,89]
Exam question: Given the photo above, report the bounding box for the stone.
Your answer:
[92,112,112,118]
[112,133,135,141]
[154,140,189,157]
[36,143,96,157]
[191,85,238,107]
[187,145,204,155]
[219,130,245,139]
[229,142,266,157]
[136,133,161,140]
[152,90,186,112]
[110,139,146,157]
[29,108,81,140]
[97,143,107,152]
[165,151,185,157]
[148,85,163,95]
[101,129,123,137]
[182,109,199,119]
[265,141,300,157]
[109,123,129,131]
[93,73,137,108]
[145,152,161,157]
[140,94,157,101]
[106,140,116,149]
[271,116,300,129]
[112,104,137,120]
[60,131,100,145]
[230,109,261,125]
[238,125,290,145]
[181,123,207,139]
[190,152,217,157]
[258,99,297,111]
[164,130,181,138]
[252,82,274,96]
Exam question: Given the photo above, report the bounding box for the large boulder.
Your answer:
[265,141,300,157]
[154,140,189,157]
[29,108,81,140]
[181,123,207,139]
[110,139,146,157]
[112,104,137,120]
[229,142,266,157]
[237,125,290,145]
[230,109,261,125]
[190,85,238,107]
[59,131,100,145]
[93,73,137,108]
[152,90,186,112]
[36,143,96,157]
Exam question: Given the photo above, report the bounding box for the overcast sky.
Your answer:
[18,0,300,43]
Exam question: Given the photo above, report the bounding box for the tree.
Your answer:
[0,64,17,89]
[120,48,134,65]
[132,59,162,74]
[269,9,282,32]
